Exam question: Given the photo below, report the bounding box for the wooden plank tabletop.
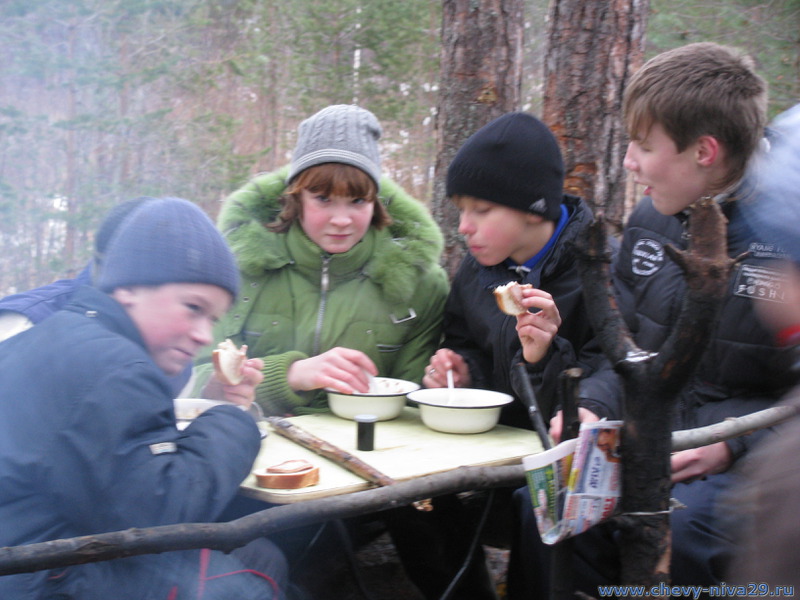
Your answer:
[239,407,543,504]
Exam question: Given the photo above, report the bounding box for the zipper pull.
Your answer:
[321,258,330,291]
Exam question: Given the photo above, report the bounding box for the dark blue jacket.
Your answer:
[0,286,261,599]
[580,196,798,460]
[0,265,91,323]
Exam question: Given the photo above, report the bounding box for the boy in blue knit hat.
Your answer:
[0,198,193,396]
[0,197,286,599]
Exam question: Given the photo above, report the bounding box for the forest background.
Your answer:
[0,0,797,295]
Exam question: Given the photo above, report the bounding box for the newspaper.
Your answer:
[522,420,623,545]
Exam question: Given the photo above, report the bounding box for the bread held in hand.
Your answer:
[493,281,532,316]
[212,338,248,385]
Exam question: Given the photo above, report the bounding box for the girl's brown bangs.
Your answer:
[291,163,376,200]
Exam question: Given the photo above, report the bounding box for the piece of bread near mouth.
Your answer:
[493,281,533,316]
[212,338,248,385]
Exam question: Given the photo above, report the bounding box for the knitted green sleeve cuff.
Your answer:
[256,351,309,416]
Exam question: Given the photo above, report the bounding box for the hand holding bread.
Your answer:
[511,287,563,364]
[201,339,264,407]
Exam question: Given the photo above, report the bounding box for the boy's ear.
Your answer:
[110,286,137,306]
[695,135,721,167]
[524,212,546,225]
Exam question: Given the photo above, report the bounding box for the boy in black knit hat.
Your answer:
[389,112,601,600]
[423,111,600,427]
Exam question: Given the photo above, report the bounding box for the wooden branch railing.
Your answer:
[1,405,796,577]
[0,464,525,576]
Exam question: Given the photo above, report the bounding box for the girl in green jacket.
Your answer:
[193,105,449,416]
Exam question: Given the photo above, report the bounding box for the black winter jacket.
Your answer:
[580,196,797,461]
[442,194,603,427]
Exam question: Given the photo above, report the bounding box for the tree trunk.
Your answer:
[433,0,524,279]
[543,0,649,232]
[574,199,737,592]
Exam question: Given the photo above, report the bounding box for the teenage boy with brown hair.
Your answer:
[508,42,798,598]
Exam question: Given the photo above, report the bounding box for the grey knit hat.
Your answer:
[446,112,565,221]
[97,197,240,299]
[287,104,382,188]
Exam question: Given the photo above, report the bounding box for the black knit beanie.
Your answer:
[446,112,565,221]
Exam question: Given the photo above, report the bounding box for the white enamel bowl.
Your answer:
[407,388,513,434]
[174,398,265,434]
[327,377,420,421]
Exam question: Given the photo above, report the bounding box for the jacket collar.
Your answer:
[221,166,444,304]
[65,285,148,352]
[285,222,379,283]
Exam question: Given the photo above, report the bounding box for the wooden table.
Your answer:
[239,406,543,504]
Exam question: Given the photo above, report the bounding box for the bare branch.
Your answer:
[2,404,795,578]
[0,464,524,576]
[671,405,800,452]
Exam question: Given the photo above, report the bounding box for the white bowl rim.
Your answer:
[407,388,513,409]
[174,397,262,418]
[325,377,420,397]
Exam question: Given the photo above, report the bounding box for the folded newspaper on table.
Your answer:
[523,420,623,545]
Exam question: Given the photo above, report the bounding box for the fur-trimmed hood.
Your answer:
[217,166,444,304]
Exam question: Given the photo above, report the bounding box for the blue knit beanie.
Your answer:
[287,104,382,188]
[97,197,240,299]
[446,112,565,221]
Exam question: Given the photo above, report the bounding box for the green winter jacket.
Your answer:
[193,166,449,416]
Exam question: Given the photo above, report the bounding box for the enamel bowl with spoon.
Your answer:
[407,388,514,434]
[326,377,420,421]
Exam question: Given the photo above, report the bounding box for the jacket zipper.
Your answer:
[312,256,331,356]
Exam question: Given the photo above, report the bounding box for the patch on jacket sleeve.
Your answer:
[748,241,789,260]
[733,264,787,303]
[631,238,665,276]
[149,442,178,455]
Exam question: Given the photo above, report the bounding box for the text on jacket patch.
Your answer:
[631,238,665,276]
[733,265,787,303]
